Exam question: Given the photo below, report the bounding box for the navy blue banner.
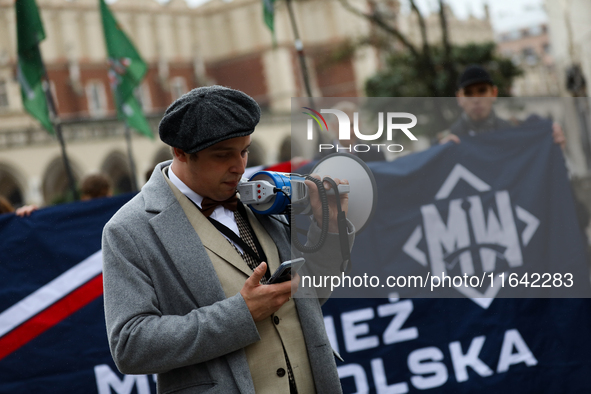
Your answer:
[323,297,591,393]
[321,119,591,392]
[332,119,590,299]
[0,194,159,394]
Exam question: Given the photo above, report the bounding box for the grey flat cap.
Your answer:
[159,85,261,154]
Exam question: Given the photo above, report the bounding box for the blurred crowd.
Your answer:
[0,173,113,217]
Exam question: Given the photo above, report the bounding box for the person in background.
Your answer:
[0,195,37,218]
[80,173,113,200]
[439,64,565,147]
[440,65,588,237]
[0,196,14,215]
[8,173,114,217]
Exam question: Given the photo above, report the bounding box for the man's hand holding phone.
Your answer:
[267,258,305,284]
[240,259,304,322]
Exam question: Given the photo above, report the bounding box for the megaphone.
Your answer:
[237,153,377,233]
[309,153,378,233]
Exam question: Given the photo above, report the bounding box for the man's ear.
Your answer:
[172,147,189,163]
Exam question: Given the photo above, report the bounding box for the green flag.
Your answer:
[121,95,152,139]
[263,0,276,34]
[16,0,54,134]
[99,0,153,139]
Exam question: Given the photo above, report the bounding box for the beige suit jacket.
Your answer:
[164,171,316,394]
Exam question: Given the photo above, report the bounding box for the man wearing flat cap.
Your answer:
[102,86,353,394]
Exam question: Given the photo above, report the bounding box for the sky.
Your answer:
[154,0,548,34]
[411,0,548,33]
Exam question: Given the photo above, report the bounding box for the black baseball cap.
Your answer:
[457,65,494,91]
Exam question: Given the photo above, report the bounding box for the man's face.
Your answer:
[456,82,498,122]
[172,135,250,201]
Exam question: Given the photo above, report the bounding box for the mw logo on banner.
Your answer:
[402,164,540,308]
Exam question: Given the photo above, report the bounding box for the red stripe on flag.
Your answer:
[265,160,310,173]
[0,274,104,361]
[264,161,293,173]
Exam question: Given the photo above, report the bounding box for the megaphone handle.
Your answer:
[322,177,351,264]
[291,176,330,253]
[338,210,350,261]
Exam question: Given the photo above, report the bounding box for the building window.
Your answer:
[508,30,521,41]
[0,80,9,109]
[170,77,187,101]
[522,47,538,65]
[529,25,542,36]
[134,83,152,112]
[86,81,107,117]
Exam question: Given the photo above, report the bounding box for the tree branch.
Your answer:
[438,0,457,94]
[408,0,439,95]
[409,0,430,57]
[439,0,451,59]
[338,0,419,58]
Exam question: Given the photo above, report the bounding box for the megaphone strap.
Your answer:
[321,177,351,268]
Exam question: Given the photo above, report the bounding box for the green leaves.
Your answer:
[366,42,522,98]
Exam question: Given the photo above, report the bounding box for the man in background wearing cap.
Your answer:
[440,64,565,146]
[102,86,353,394]
[440,66,590,233]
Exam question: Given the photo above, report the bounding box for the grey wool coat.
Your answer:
[102,161,349,394]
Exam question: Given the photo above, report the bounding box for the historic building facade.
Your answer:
[496,24,560,97]
[0,0,379,206]
[545,0,591,229]
[3,0,573,209]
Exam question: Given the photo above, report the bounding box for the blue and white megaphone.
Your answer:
[237,172,311,215]
[237,153,377,234]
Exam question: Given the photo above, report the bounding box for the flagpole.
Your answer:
[41,72,80,201]
[285,0,314,107]
[124,122,139,192]
[15,0,79,202]
[284,0,333,149]
[115,85,139,193]
[100,0,152,192]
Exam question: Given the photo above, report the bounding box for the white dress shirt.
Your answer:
[168,166,244,253]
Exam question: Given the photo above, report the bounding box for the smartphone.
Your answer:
[267,258,305,284]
